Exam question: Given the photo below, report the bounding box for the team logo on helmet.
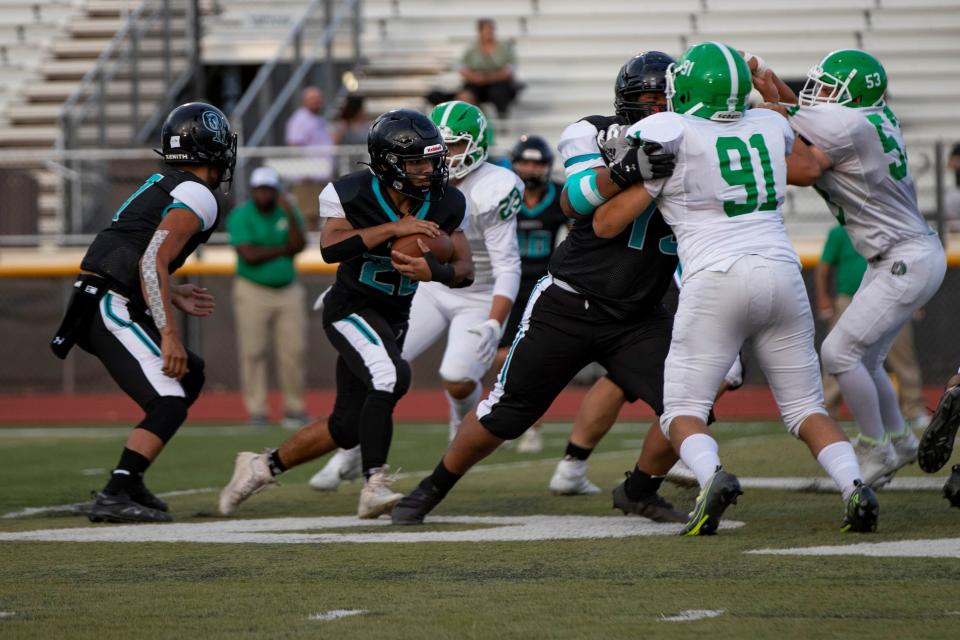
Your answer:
[202,110,227,145]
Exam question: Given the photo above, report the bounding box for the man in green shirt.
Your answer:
[228,167,308,428]
[815,225,927,427]
[456,18,519,117]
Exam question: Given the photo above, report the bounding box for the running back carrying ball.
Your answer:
[392,230,454,262]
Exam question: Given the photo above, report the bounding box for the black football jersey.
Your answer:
[80,169,221,304]
[516,181,568,285]
[321,170,466,325]
[549,114,679,320]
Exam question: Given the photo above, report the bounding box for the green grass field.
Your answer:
[0,420,958,639]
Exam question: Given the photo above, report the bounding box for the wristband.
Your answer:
[423,250,456,285]
[566,170,608,216]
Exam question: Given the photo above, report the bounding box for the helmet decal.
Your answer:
[201,110,227,145]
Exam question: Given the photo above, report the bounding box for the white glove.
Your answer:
[468,318,503,367]
[741,51,768,75]
[312,285,332,312]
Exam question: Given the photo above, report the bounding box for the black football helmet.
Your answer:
[614,51,675,124]
[156,102,238,187]
[367,109,449,201]
[510,134,554,189]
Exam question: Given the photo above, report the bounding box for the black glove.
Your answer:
[606,140,676,189]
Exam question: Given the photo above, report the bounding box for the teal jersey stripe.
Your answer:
[520,182,557,218]
[372,176,431,222]
[101,294,162,357]
[563,153,601,168]
[161,201,204,230]
[345,314,380,346]
[113,173,163,221]
[498,275,548,384]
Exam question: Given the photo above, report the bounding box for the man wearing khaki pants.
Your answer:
[228,167,308,428]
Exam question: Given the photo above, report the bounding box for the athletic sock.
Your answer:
[446,384,482,427]
[267,449,287,477]
[678,433,721,488]
[624,464,665,501]
[427,461,463,498]
[816,440,862,502]
[835,366,886,441]
[103,448,151,495]
[564,442,593,461]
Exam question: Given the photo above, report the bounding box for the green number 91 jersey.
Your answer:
[631,109,800,282]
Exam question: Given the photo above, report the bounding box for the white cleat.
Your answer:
[357,465,403,519]
[517,426,544,454]
[664,459,698,488]
[876,429,921,488]
[219,451,276,515]
[549,458,601,495]
[854,437,898,488]
[309,446,362,492]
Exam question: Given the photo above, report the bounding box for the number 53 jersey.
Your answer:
[634,109,800,283]
[787,102,929,260]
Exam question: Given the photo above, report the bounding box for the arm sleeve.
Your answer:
[168,181,218,231]
[485,212,522,301]
[318,183,346,219]
[558,120,604,177]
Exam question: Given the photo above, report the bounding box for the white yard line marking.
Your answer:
[659,609,726,622]
[0,612,15,619]
[1,487,217,519]
[80,468,106,476]
[0,515,746,544]
[308,609,370,621]
[748,538,960,558]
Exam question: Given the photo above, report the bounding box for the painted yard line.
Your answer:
[659,609,726,622]
[738,476,946,492]
[308,609,370,621]
[0,612,15,619]
[0,515,746,544]
[1,487,217,519]
[748,538,960,559]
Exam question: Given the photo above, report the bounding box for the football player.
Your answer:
[592,42,878,535]
[219,110,474,519]
[748,49,947,487]
[918,371,960,507]
[48,102,235,523]
[391,52,691,526]
[497,134,569,455]
[308,101,522,490]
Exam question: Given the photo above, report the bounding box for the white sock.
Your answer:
[678,433,721,487]
[816,440,862,502]
[446,383,482,426]
[835,366,886,441]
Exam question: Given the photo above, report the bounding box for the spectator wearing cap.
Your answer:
[456,18,519,118]
[228,167,309,428]
[284,86,335,228]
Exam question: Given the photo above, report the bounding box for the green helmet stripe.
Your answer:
[710,41,739,110]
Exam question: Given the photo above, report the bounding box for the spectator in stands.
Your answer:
[228,167,309,430]
[946,143,960,227]
[285,86,334,228]
[334,94,370,175]
[949,143,960,188]
[815,224,928,428]
[456,18,519,118]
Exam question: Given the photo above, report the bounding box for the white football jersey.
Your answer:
[451,161,523,296]
[788,103,929,259]
[635,109,800,281]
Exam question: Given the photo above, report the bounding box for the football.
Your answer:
[391,231,454,263]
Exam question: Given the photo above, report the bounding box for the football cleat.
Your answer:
[516,427,544,454]
[392,479,444,525]
[664,459,699,488]
[357,466,403,519]
[612,477,686,523]
[549,458,601,496]
[87,491,172,524]
[944,465,960,508]
[128,482,169,512]
[309,447,362,492]
[840,480,880,533]
[680,467,742,536]
[918,385,960,473]
[854,437,898,488]
[218,451,276,515]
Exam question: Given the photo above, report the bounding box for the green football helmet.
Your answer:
[429,101,492,179]
[799,49,887,108]
[666,42,752,122]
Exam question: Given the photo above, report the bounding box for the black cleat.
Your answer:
[841,481,880,533]
[391,480,444,525]
[944,465,960,509]
[612,478,687,523]
[86,491,173,524]
[128,483,169,512]
[918,385,960,473]
[680,467,742,536]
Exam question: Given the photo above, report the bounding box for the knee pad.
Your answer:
[181,354,206,405]
[821,331,858,376]
[328,413,360,449]
[137,396,189,443]
[393,359,411,398]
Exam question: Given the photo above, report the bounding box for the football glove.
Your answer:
[468,318,503,367]
[603,133,676,189]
